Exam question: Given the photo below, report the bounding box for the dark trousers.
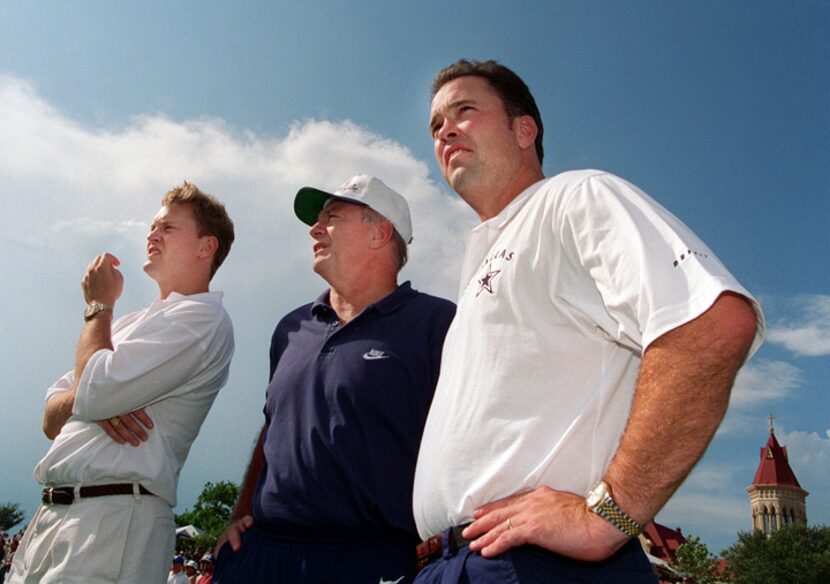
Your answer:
[213,524,418,584]
[414,536,657,584]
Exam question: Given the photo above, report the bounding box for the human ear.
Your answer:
[515,115,538,151]
[368,221,393,250]
[199,235,219,258]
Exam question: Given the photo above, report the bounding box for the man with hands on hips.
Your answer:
[8,182,235,584]
[412,60,765,582]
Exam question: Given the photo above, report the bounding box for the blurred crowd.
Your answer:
[0,530,24,584]
[2,528,215,584]
[168,550,214,584]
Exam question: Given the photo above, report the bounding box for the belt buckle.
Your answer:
[42,487,73,505]
[415,534,442,572]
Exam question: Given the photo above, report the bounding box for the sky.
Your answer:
[0,0,827,556]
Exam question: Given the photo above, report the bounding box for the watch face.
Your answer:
[586,482,607,508]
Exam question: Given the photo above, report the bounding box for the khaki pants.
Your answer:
[8,492,174,584]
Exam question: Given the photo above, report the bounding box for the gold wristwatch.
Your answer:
[84,302,113,322]
[586,481,644,537]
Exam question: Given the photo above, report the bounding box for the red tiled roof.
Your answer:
[751,430,802,488]
[643,521,686,563]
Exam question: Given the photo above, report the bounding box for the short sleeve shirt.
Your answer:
[413,171,765,539]
[254,282,455,539]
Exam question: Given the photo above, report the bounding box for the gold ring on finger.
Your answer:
[110,417,121,427]
[507,517,513,530]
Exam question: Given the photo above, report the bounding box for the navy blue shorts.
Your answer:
[414,535,657,584]
[213,525,418,584]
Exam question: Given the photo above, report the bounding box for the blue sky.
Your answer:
[1,1,827,555]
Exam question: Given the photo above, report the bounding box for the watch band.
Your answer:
[84,302,113,322]
[594,494,644,537]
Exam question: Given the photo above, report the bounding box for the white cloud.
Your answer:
[53,218,148,237]
[776,427,830,526]
[657,492,751,552]
[0,73,472,301]
[766,295,830,357]
[661,492,749,525]
[728,359,803,409]
[681,463,742,493]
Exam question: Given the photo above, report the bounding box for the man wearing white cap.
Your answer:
[213,176,455,583]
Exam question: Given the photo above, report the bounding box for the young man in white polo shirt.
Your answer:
[9,182,235,584]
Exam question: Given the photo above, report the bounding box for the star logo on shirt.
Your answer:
[476,268,501,297]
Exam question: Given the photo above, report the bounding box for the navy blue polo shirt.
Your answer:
[252,282,455,541]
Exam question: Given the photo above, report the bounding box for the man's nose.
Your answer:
[436,119,458,142]
[309,220,325,238]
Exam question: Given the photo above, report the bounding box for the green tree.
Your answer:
[174,481,239,552]
[673,534,720,583]
[721,524,830,584]
[0,502,25,531]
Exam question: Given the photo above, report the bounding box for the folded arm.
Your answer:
[43,253,121,439]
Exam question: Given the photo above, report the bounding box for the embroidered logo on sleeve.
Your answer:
[672,248,710,268]
[363,348,390,360]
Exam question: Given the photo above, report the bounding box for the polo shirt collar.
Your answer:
[152,290,224,308]
[373,281,415,314]
[310,281,415,319]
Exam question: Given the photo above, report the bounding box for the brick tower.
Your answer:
[746,415,808,534]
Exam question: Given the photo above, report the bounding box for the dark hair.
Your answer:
[432,59,544,164]
[162,181,235,278]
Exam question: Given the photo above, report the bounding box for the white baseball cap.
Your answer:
[294,174,413,244]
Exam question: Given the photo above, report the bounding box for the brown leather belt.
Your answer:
[416,524,472,571]
[42,484,154,505]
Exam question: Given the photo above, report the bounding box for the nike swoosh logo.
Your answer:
[363,349,390,360]
[379,578,404,584]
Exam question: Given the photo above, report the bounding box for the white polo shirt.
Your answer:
[35,291,234,507]
[413,170,764,539]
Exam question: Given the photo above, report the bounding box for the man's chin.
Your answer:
[312,259,336,283]
[448,170,476,196]
[446,161,477,185]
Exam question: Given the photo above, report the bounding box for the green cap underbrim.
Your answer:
[294,187,334,226]
[294,187,366,226]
